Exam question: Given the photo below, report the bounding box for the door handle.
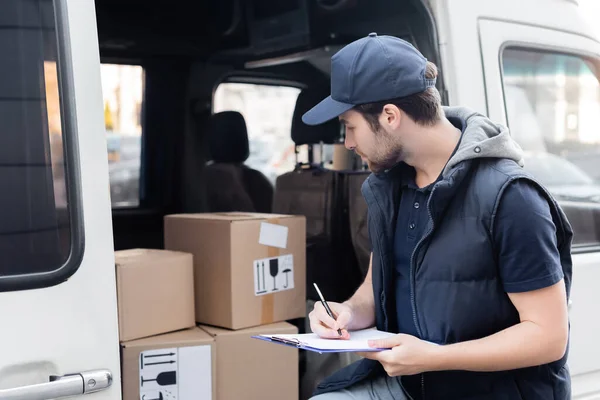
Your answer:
[0,369,112,400]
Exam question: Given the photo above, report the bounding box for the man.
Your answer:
[304,33,573,400]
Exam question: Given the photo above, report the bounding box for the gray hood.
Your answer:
[442,106,524,177]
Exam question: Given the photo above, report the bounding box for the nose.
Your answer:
[344,132,355,150]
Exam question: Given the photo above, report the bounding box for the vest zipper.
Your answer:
[409,183,438,400]
[372,203,390,330]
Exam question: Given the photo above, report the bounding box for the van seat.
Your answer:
[272,88,363,303]
[346,170,372,276]
[205,111,274,213]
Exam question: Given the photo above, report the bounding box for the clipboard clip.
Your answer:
[271,336,303,348]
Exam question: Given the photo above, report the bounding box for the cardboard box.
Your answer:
[115,249,196,341]
[200,322,299,400]
[164,212,306,330]
[121,327,216,400]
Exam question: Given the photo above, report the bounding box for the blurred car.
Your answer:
[522,151,600,203]
[106,133,142,207]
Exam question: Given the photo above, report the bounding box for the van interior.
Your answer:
[95,0,439,396]
[98,0,441,247]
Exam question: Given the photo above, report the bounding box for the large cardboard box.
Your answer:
[121,327,216,400]
[164,212,306,330]
[115,249,196,341]
[200,322,299,400]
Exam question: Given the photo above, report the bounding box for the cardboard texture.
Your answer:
[121,327,216,400]
[164,212,306,330]
[200,322,299,400]
[115,249,196,342]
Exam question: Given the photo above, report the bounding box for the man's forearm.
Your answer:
[433,321,568,372]
[344,279,376,330]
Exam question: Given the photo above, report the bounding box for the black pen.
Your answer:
[313,283,343,336]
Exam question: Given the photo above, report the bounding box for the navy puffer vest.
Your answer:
[313,109,574,400]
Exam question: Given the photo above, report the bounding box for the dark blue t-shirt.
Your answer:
[392,178,564,332]
[393,120,564,398]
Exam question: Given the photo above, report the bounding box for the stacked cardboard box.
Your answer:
[115,249,217,400]
[164,212,306,400]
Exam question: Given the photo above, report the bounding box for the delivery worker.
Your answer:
[304,33,573,400]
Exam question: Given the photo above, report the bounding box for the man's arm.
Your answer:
[344,253,376,331]
[433,280,568,371]
[436,180,569,370]
[364,180,569,375]
[309,253,376,338]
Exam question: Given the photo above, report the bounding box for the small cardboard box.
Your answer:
[164,212,306,330]
[199,322,299,400]
[115,249,196,342]
[121,327,216,400]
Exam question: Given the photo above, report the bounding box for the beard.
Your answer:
[362,128,405,173]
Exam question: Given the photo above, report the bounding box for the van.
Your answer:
[1,0,599,399]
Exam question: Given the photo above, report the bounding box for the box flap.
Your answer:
[115,248,190,266]
[200,322,297,337]
[122,327,212,349]
[165,212,297,222]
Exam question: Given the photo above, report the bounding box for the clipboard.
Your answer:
[252,328,397,354]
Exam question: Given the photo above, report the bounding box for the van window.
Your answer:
[213,83,301,183]
[100,64,144,208]
[502,47,600,246]
[0,0,83,290]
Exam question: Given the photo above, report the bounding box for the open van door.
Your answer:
[0,1,120,399]
[479,17,600,399]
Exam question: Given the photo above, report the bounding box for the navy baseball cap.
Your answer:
[302,33,436,126]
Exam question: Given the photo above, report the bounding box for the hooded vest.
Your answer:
[313,107,574,400]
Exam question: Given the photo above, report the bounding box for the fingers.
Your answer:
[335,310,352,331]
[309,310,350,339]
[309,304,349,339]
[317,306,338,329]
[311,322,346,339]
[357,351,399,377]
[368,334,403,349]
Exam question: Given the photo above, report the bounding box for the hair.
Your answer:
[355,61,442,131]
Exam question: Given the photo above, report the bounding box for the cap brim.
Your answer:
[302,95,355,126]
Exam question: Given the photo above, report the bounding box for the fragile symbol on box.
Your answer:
[254,254,294,296]
[139,348,177,400]
[139,346,212,400]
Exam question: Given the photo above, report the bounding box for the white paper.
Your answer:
[139,345,212,400]
[253,254,294,296]
[259,328,396,351]
[259,222,288,249]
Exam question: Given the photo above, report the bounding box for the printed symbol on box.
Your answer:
[269,258,279,291]
[142,392,164,400]
[140,352,175,369]
[141,371,176,387]
[139,348,178,400]
[255,260,267,295]
[254,254,294,296]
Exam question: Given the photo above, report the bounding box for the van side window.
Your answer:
[100,64,144,208]
[502,47,600,246]
[213,82,301,183]
[0,0,83,291]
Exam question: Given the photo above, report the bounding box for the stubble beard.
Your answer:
[365,129,404,173]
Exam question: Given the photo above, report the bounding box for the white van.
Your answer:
[1,0,599,399]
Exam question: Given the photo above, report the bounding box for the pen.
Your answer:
[313,283,343,337]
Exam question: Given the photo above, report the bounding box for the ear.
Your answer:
[380,104,402,130]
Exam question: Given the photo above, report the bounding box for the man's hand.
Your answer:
[309,301,354,340]
[357,334,441,376]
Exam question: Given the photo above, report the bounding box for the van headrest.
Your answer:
[292,89,341,145]
[209,111,250,163]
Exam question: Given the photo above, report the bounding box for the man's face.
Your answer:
[340,109,404,173]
